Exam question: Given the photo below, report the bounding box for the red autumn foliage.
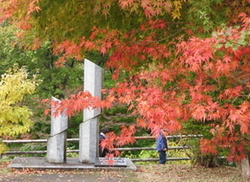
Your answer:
[1,0,249,162]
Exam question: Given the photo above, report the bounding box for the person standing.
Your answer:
[156,130,168,164]
[99,127,110,157]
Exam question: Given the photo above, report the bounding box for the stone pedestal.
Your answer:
[47,97,68,163]
[95,158,128,167]
[79,59,103,163]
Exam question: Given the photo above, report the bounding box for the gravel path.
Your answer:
[0,173,133,182]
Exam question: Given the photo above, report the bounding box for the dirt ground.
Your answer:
[0,172,133,182]
[0,160,245,182]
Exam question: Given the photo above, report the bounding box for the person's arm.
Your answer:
[162,136,168,151]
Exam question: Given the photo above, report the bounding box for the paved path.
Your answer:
[1,173,135,182]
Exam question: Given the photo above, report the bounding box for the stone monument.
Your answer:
[79,59,103,163]
[8,59,136,170]
[47,97,68,163]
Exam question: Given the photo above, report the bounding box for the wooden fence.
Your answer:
[1,135,202,162]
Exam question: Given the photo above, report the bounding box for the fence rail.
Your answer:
[1,135,202,162]
[2,135,202,144]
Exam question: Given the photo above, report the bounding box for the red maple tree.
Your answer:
[1,0,250,178]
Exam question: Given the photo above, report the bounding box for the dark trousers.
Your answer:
[158,151,167,164]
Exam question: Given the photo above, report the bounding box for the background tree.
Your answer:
[0,66,40,153]
[0,23,86,138]
[0,23,84,99]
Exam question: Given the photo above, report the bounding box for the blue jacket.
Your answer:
[156,132,168,152]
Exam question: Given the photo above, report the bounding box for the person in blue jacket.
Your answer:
[156,130,168,164]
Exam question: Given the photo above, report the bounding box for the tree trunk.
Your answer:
[236,155,250,180]
[196,154,218,168]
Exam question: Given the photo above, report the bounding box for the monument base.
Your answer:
[95,157,127,167]
[7,157,136,171]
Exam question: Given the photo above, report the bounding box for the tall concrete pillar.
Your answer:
[47,97,68,163]
[79,59,103,163]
